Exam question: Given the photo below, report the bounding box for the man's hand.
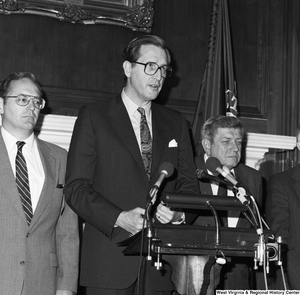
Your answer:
[56,290,76,295]
[155,202,184,224]
[115,207,146,235]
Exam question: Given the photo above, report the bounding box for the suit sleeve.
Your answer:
[265,174,300,288]
[64,106,123,238]
[171,114,199,224]
[56,198,79,292]
[55,149,79,292]
[175,114,199,195]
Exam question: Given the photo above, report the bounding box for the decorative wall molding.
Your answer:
[35,114,296,171]
[245,133,295,170]
[0,0,155,32]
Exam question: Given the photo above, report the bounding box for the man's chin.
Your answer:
[22,120,37,129]
[224,160,239,169]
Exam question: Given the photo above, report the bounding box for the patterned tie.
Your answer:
[15,141,33,225]
[138,107,152,180]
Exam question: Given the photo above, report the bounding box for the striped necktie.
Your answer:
[137,107,152,180]
[15,141,33,225]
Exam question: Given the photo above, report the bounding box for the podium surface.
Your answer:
[122,224,269,257]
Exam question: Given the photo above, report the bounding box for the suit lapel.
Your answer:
[109,97,146,178]
[151,104,172,177]
[0,135,27,223]
[234,165,251,194]
[292,166,300,199]
[29,139,56,229]
[233,165,252,228]
[195,155,214,195]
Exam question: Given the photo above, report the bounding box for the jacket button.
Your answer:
[20,261,25,266]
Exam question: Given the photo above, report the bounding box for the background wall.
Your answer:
[0,0,297,136]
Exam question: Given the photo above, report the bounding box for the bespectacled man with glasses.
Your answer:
[64,35,199,295]
[0,72,79,295]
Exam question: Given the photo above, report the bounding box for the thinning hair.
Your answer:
[201,115,244,142]
[0,72,42,102]
[122,34,171,64]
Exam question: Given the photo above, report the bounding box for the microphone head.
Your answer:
[206,157,222,174]
[159,162,174,178]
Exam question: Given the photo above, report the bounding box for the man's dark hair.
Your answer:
[0,72,42,102]
[122,34,171,64]
[201,115,244,142]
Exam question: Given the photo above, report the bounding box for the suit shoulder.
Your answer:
[269,165,297,183]
[37,139,67,157]
[80,97,114,113]
[237,163,261,178]
[152,102,183,117]
[152,103,187,129]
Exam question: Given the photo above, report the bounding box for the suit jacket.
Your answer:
[193,154,263,228]
[64,96,199,290]
[0,134,79,295]
[265,165,300,289]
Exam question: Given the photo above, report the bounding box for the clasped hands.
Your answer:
[115,202,183,236]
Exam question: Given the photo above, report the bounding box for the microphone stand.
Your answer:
[145,201,153,262]
[206,201,221,245]
[250,194,286,290]
[145,186,159,262]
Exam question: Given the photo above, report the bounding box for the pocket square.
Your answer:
[168,139,178,147]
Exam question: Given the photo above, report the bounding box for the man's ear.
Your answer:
[123,60,132,78]
[0,97,4,115]
[202,138,211,155]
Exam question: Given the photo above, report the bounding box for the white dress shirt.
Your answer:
[204,154,239,227]
[121,88,152,151]
[1,127,45,212]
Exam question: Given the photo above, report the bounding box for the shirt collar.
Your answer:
[121,88,152,118]
[1,126,35,153]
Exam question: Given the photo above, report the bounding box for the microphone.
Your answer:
[196,169,233,187]
[146,162,175,262]
[148,162,174,204]
[206,157,249,205]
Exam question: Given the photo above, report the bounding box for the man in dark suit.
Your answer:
[0,72,79,295]
[193,115,263,291]
[64,35,199,295]
[265,127,300,289]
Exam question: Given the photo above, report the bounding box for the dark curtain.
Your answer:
[191,0,237,154]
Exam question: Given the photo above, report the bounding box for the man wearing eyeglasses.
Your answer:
[0,72,79,295]
[64,35,199,295]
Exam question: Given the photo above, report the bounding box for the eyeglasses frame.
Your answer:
[132,61,172,78]
[4,94,46,110]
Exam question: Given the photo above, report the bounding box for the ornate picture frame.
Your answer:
[0,0,154,32]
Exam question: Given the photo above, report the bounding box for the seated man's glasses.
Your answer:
[5,94,46,110]
[132,61,172,78]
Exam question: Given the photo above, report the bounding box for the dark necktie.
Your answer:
[217,175,240,226]
[15,141,33,225]
[138,107,152,180]
[217,183,227,196]
[217,183,228,226]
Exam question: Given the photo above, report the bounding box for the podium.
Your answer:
[122,224,269,257]
[121,193,276,295]
[121,224,271,295]
[122,192,273,258]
